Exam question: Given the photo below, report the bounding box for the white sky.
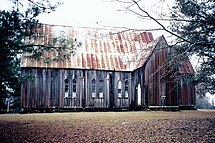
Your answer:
[0,0,173,38]
[37,0,155,27]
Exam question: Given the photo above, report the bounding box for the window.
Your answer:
[72,78,76,98]
[125,80,129,98]
[92,79,96,98]
[118,80,122,98]
[99,79,104,98]
[65,78,69,98]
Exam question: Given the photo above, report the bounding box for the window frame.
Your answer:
[64,78,69,98]
[125,80,129,98]
[92,79,96,98]
[118,80,122,98]
[98,79,104,98]
[72,78,77,98]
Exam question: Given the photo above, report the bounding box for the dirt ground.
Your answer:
[0,110,215,143]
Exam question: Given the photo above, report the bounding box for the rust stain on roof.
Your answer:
[21,24,194,73]
[179,59,195,74]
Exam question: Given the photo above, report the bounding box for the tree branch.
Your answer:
[132,0,192,44]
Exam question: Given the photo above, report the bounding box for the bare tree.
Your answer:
[110,0,215,95]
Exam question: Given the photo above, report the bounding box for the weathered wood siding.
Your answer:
[84,71,132,108]
[112,72,132,108]
[179,75,196,107]
[143,37,195,107]
[132,67,146,108]
[21,68,132,109]
[21,68,84,108]
[143,37,174,106]
[85,70,109,108]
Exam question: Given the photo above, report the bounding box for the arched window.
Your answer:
[65,78,69,97]
[99,79,104,98]
[72,78,76,98]
[118,80,122,98]
[92,79,96,98]
[125,80,129,98]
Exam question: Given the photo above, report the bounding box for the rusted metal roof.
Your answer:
[179,58,195,74]
[21,24,194,73]
[21,24,156,71]
[135,36,162,69]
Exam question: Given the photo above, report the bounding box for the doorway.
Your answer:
[109,73,114,108]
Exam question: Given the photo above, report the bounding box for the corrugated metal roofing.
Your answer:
[135,36,161,69]
[21,24,194,73]
[21,24,156,71]
[179,58,195,74]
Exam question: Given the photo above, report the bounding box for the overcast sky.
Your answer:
[0,0,173,38]
[37,0,172,38]
[36,0,159,27]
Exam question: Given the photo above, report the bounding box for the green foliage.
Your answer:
[170,0,215,94]
[0,0,61,109]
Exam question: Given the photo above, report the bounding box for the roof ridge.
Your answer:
[21,24,156,71]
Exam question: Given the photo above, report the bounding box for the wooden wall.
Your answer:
[111,72,132,108]
[142,36,195,108]
[179,75,196,107]
[143,36,173,106]
[21,68,132,109]
[132,67,146,108]
[21,68,84,108]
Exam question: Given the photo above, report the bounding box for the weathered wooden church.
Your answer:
[21,24,196,111]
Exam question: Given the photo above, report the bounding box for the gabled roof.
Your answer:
[135,36,162,69]
[21,24,157,71]
[21,24,194,74]
[179,58,195,74]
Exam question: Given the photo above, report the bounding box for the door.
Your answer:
[109,73,114,108]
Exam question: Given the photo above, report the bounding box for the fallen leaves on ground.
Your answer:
[0,110,215,143]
